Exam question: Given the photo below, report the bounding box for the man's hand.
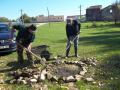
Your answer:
[27,43,32,52]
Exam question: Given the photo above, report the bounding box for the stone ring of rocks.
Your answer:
[8,57,97,85]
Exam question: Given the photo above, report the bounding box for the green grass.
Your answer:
[0,21,120,90]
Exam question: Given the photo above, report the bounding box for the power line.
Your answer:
[79,5,82,19]
[20,9,24,24]
[47,7,50,27]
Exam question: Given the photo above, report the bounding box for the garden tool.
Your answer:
[17,42,42,61]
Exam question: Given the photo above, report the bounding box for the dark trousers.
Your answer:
[17,43,33,63]
[66,35,79,57]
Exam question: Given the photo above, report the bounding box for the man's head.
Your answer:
[66,18,73,25]
[28,24,37,33]
[12,25,21,30]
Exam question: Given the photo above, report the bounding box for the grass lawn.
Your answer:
[0,21,120,90]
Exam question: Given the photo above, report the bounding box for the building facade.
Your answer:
[101,5,114,21]
[36,15,64,23]
[86,5,102,21]
[86,4,120,21]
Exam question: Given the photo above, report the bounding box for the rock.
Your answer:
[62,77,66,82]
[40,74,46,81]
[70,61,74,64]
[75,75,82,81]
[10,79,17,84]
[24,77,29,82]
[91,62,97,66]
[77,61,85,66]
[46,73,53,80]
[41,69,47,75]
[74,61,78,64]
[22,80,27,84]
[66,61,72,64]
[18,77,23,80]
[0,79,4,84]
[30,79,37,83]
[17,77,23,84]
[33,75,39,79]
[21,71,30,77]
[98,82,104,87]
[16,70,22,76]
[54,59,62,65]
[50,76,58,82]
[53,56,58,60]
[79,71,86,76]
[20,80,27,85]
[41,58,46,65]
[40,69,47,81]
[9,71,15,76]
[86,78,94,82]
[92,81,97,84]
[66,76,76,82]
[60,86,69,90]
[82,67,87,72]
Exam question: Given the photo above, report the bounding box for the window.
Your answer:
[0,26,9,32]
[110,9,112,13]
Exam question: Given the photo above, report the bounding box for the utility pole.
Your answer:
[47,7,50,27]
[79,5,82,19]
[20,9,24,24]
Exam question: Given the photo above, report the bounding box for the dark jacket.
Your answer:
[66,20,81,38]
[72,20,81,35]
[14,25,35,46]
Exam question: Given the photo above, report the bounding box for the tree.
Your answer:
[112,1,120,24]
[20,13,31,23]
[30,17,36,23]
[0,17,9,22]
[12,19,16,22]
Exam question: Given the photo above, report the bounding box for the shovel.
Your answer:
[17,42,42,61]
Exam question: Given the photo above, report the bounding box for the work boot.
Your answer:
[66,48,70,57]
[17,45,24,64]
[74,47,79,57]
[17,52,24,64]
[26,51,33,65]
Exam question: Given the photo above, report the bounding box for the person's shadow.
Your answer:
[0,60,31,73]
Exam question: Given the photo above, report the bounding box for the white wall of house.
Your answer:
[36,15,64,22]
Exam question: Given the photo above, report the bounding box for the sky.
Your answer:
[0,0,116,20]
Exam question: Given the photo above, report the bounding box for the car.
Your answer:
[0,23,16,53]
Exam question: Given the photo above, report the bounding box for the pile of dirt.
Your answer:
[31,45,51,60]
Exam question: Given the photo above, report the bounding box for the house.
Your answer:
[86,4,120,21]
[36,15,64,23]
[101,4,120,21]
[67,15,80,19]
[86,5,102,21]
[101,5,113,21]
[112,4,120,21]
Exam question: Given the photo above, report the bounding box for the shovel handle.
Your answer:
[17,42,42,60]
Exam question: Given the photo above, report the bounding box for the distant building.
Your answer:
[36,15,44,23]
[102,4,120,21]
[112,4,120,21]
[86,5,102,21]
[67,15,79,19]
[101,5,114,21]
[36,15,64,23]
[86,4,120,21]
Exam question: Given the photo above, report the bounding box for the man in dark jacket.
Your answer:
[66,18,81,57]
[12,24,36,64]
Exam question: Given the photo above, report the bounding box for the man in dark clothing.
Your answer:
[12,24,36,64]
[66,18,81,57]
